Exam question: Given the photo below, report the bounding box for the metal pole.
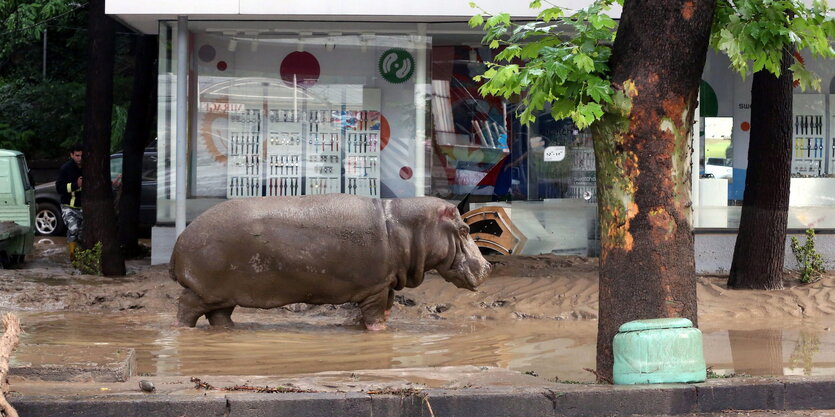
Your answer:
[176,16,188,236]
[414,23,427,197]
[42,28,47,79]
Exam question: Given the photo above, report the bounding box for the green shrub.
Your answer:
[72,242,102,275]
[790,229,825,284]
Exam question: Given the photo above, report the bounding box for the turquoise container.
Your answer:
[613,318,706,385]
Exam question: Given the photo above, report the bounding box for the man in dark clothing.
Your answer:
[56,143,83,259]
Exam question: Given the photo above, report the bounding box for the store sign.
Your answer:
[544,146,567,162]
[379,49,415,84]
[200,102,244,114]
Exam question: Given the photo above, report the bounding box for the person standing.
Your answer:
[56,143,84,259]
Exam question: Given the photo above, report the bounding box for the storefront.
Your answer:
[107,1,835,271]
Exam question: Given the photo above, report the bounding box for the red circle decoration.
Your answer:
[217,61,227,71]
[380,115,390,150]
[280,52,320,87]
[400,166,413,180]
[741,121,750,132]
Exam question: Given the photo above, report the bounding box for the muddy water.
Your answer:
[14,311,835,382]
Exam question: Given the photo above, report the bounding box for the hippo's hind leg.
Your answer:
[206,306,236,328]
[384,288,395,320]
[177,288,210,327]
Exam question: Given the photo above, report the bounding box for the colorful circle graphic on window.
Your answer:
[198,45,216,63]
[280,52,320,87]
[400,166,413,180]
[378,49,415,84]
[380,114,390,150]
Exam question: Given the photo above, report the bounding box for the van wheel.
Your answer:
[36,202,65,236]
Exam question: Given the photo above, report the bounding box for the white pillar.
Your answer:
[176,16,188,236]
[691,89,701,225]
[414,23,428,197]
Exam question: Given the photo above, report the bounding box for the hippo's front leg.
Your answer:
[359,287,390,331]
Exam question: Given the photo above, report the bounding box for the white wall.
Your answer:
[107,0,622,34]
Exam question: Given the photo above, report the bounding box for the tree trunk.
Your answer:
[82,0,125,276]
[592,0,715,382]
[118,35,157,257]
[727,48,793,290]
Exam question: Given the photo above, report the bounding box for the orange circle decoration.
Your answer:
[741,121,750,132]
[380,114,390,150]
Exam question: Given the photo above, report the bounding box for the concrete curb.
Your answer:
[9,376,835,416]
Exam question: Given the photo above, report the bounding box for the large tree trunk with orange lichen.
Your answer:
[591,0,716,382]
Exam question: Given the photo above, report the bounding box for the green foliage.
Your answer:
[0,79,86,157]
[0,0,81,59]
[469,0,617,128]
[790,229,826,283]
[72,241,102,275]
[710,0,835,91]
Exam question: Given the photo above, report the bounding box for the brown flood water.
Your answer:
[14,311,835,382]
[9,237,835,383]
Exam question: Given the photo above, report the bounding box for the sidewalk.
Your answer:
[8,369,835,417]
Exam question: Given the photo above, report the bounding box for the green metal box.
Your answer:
[613,318,706,385]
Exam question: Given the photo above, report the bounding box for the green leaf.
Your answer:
[468,14,484,28]
[573,53,595,73]
[529,0,542,8]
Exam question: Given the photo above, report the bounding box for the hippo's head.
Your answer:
[433,206,492,291]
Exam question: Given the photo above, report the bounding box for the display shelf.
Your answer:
[266,108,303,197]
[791,114,825,177]
[227,108,262,198]
[305,109,342,195]
[343,110,381,197]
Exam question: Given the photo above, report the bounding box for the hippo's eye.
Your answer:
[459,226,470,236]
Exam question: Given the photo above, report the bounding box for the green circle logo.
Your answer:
[379,49,415,84]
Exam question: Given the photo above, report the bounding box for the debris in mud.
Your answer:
[366,387,425,396]
[190,377,216,390]
[223,384,316,393]
[190,377,316,393]
[394,295,416,306]
[479,300,508,308]
[426,304,450,314]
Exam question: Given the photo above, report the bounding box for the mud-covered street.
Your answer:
[1,238,835,384]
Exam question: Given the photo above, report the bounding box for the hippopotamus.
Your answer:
[169,194,491,330]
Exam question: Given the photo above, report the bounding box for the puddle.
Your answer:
[13,311,835,382]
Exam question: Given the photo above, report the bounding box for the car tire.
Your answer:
[35,202,65,236]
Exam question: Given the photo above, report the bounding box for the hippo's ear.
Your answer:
[438,205,457,221]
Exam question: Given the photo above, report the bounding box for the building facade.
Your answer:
[105,1,835,271]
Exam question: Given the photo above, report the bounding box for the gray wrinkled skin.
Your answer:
[169,194,491,330]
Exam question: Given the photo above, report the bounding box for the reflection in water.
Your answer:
[14,312,835,382]
[17,311,599,381]
[729,329,784,376]
[789,331,821,376]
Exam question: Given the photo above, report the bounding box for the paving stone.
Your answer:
[785,379,835,410]
[423,389,555,417]
[696,380,784,412]
[226,392,370,417]
[552,385,698,417]
[10,395,227,417]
